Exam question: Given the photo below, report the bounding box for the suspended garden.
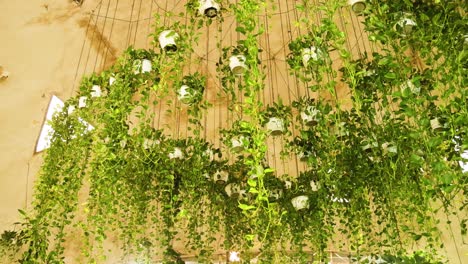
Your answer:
[1,0,467,263]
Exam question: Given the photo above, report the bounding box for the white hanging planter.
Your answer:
[300,105,320,126]
[430,118,443,131]
[159,30,179,52]
[225,183,241,198]
[67,105,76,115]
[109,76,116,86]
[229,55,247,76]
[348,0,366,13]
[230,136,245,152]
[382,141,397,155]
[301,46,322,66]
[141,59,152,73]
[310,180,319,192]
[78,96,87,108]
[213,170,229,184]
[297,151,309,162]
[361,140,378,153]
[291,195,309,211]
[204,149,215,161]
[464,34,468,46]
[400,80,420,95]
[91,85,101,97]
[266,117,285,136]
[198,0,220,18]
[396,13,417,36]
[331,122,348,138]
[177,85,194,104]
[143,138,159,149]
[268,189,283,201]
[169,147,184,159]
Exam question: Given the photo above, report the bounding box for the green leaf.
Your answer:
[238,203,255,211]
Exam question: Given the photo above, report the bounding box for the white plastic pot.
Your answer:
[302,46,322,66]
[213,170,229,184]
[396,13,417,36]
[300,105,320,126]
[464,34,468,46]
[177,85,192,103]
[291,195,309,211]
[297,151,309,162]
[78,96,87,108]
[268,189,283,201]
[400,80,420,94]
[361,140,378,153]
[382,142,397,155]
[169,147,184,159]
[348,0,366,13]
[229,55,247,76]
[91,85,101,97]
[159,30,179,52]
[143,138,159,149]
[225,183,241,197]
[231,136,245,152]
[204,149,215,161]
[109,76,116,85]
[266,117,285,136]
[198,0,220,18]
[67,105,76,115]
[459,150,468,173]
[284,180,292,190]
[141,59,152,73]
[430,118,443,131]
[310,180,319,192]
[332,122,348,138]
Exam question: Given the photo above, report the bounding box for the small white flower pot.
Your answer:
[464,34,468,46]
[141,59,152,73]
[430,118,443,131]
[67,105,76,115]
[225,183,241,197]
[204,149,215,161]
[459,150,468,173]
[91,85,101,97]
[400,80,420,94]
[109,76,116,85]
[268,189,283,201]
[297,151,309,162]
[266,117,285,136]
[78,96,87,108]
[302,46,322,66]
[396,13,417,36]
[331,195,349,203]
[231,136,245,152]
[213,170,229,184]
[198,0,220,18]
[284,181,292,189]
[382,142,397,155]
[120,139,127,148]
[361,139,378,153]
[348,0,366,13]
[143,138,158,149]
[331,122,348,139]
[159,30,179,52]
[177,85,192,103]
[169,147,184,159]
[291,195,309,211]
[310,180,319,192]
[300,105,320,126]
[229,55,247,76]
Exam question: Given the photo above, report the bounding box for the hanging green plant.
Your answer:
[260,100,292,136]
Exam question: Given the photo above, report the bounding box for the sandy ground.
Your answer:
[0,0,466,263]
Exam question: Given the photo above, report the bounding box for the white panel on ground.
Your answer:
[35,95,93,153]
[35,95,65,153]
